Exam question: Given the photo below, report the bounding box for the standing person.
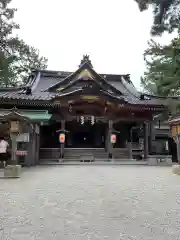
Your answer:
[0,136,9,167]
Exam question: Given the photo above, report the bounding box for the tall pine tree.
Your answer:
[141,33,180,117]
[141,35,180,96]
[135,0,180,35]
[0,0,47,87]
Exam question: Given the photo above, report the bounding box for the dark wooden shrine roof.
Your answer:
[0,56,167,109]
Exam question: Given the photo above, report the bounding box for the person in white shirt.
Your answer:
[0,137,9,167]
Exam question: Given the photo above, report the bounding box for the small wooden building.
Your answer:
[0,55,170,164]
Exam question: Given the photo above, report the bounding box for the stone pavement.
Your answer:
[0,165,180,240]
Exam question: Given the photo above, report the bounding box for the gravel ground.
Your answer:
[0,165,180,240]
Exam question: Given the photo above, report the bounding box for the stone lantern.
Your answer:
[0,107,30,178]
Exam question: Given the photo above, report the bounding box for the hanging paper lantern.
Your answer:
[111,134,116,144]
[59,133,65,143]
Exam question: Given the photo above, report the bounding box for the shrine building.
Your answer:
[0,55,172,165]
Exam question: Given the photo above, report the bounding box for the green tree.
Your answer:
[135,0,180,35]
[0,0,47,87]
[142,33,180,118]
[141,36,180,96]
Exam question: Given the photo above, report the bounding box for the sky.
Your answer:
[11,0,175,89]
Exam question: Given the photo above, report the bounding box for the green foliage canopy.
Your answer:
[135,0,180,35]
[141,34,180,96]
[0,0,48,87]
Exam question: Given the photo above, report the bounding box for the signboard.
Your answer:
[171,125,180,137]
[177,125,180,134]
[59,133,65,143]
[80,95,99,101]
[10,121,20,133]
[111,134,116,144]
[16,133,30,142]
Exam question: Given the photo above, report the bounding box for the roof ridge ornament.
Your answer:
[79,55,93,68]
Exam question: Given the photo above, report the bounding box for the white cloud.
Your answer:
[11,0,174,89]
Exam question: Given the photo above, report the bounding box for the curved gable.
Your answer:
[45,59,123,96]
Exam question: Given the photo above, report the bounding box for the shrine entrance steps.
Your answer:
[39,161,148,166]
[39,148,132,163]
[64,148,108,162]
[39,148,108,162]
[112,148,129,159]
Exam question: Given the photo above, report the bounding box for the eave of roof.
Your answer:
[0,87,23,92]
[142,93,180,100]
[53,88,127,103]
[0,87,166,108]
[168,116,180,125]
[0,109,52,121]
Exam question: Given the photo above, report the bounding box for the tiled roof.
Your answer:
[123,96,166,106]
[0,88,165,107]
[32,76,64,93]
[0,91,54,101]
[0,68,166,108]
[0,91,20,99]
[0,109,52,121]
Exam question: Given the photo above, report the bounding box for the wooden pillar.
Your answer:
[105,127,108,151]
[34,124,40,165]
[144,122,149,159]
[60,120,65,159]
[127,127,132,159]
[29,123,36,166]
[10,133,18,165]
[175,136,180,164]
[108,120,113,159]
[149,122,155,154]
[36,131,40,164]
[31,126,36,165]
[24,124,34,166]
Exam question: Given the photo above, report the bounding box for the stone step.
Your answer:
[39,160,148,165]
[64,154,108,158]
[40,148,131,161]
[64,148,108,158]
